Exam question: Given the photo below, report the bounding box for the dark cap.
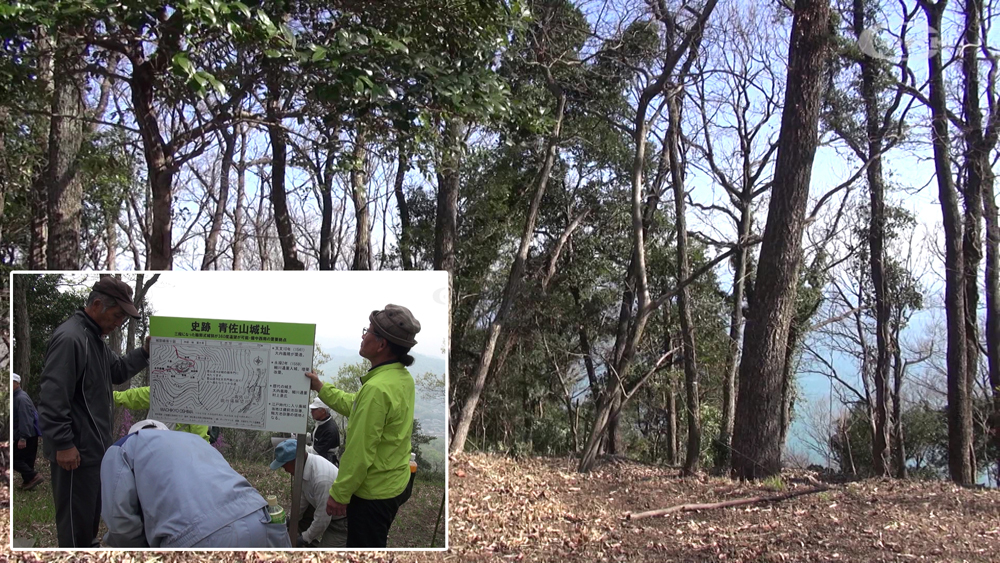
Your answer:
[92,277,141,318]
[370,304,421,348]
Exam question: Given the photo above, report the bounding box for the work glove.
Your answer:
[296,535,307,548]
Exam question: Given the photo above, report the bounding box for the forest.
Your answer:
[1,0,998,489]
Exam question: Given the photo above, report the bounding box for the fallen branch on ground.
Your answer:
[626,485,830,520]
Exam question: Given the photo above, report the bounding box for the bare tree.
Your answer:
[688,0,783,469]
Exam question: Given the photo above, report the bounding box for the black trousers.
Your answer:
[346,472,415,548]
[50,462,102,548]
[12,436,39,483]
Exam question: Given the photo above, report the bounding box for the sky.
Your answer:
[53,271,450,361]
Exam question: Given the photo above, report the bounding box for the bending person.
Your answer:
[269,439,348,547]
[113,386,211,442]
[100,419,291,548]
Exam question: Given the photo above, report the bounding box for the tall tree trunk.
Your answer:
[266,85,304,270]
[578,92,653,472]
[29,173,48,268]
[732,0,831,480]
[435,118,462,441]
[13,275,30,383]
[264,61,303,271]
[350,128,371,270]
[667,92,701,475]
[852,0,893,476]
[132,63,174,270]
[961,0,996,481]
[105,208,117,269]
[28,28,53,269]
[667,376,678,465]
[605,259,639,456]
[960,110,984,481]
[233,124,248,270]
[0,106,6,249]
[717,207,750,470]
[608,391,623,455]
[202,126,236,270]
[986,163,1000,474]
[394,143,413,270]
[319,150,335,270]
[779,336,793,451]
[921,0,974,485]
[255,181,271,268]
[45,33,86,270]
[450,93,566,454]
[434,119,463,273]
[891,326,907,478]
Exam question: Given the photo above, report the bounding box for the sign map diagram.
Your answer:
[150,340,269,428]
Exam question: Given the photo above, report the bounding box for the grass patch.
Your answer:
[14,449,445,548]
[762,475,786,491]
[11,460,61,547]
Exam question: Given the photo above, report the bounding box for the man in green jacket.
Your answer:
[113,386,211,443]
[305,303,420,548]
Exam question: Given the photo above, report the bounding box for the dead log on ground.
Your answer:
[626,485,829,520]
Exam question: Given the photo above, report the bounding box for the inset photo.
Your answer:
[9,271,448,551]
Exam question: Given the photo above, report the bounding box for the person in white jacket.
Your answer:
[270,439,348,547]
[100,420,291,548]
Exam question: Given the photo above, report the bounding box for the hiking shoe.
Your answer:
[22,474,44,490]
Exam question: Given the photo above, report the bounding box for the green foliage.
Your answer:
[411,418,440,477]
[415,370,444,402]
[419,436,447,476]
[16,274,87,396]
[830,402,949,478]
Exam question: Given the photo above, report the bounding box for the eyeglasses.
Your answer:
[362,327,382,340]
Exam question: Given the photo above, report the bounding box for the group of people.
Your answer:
[17,277,422,549]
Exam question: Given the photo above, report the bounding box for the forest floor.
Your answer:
[4,451,999,562]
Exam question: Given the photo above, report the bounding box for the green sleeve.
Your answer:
[317,384,356,418]
[113,386,151,409]
[174,423,211,443]
[113,387,209,442]
[329,384,387,504]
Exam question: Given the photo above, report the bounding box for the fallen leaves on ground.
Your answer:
[4,453,998,562]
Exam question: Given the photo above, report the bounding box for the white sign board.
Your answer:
[148,316,314,433]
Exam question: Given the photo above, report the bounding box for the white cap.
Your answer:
[128,419,170,434]
[12,373,20,383]
[310,397,328,410]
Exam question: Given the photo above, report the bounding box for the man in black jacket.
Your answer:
[12,373,43,490]
[310,397,340,465]
[38,277,151,548]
